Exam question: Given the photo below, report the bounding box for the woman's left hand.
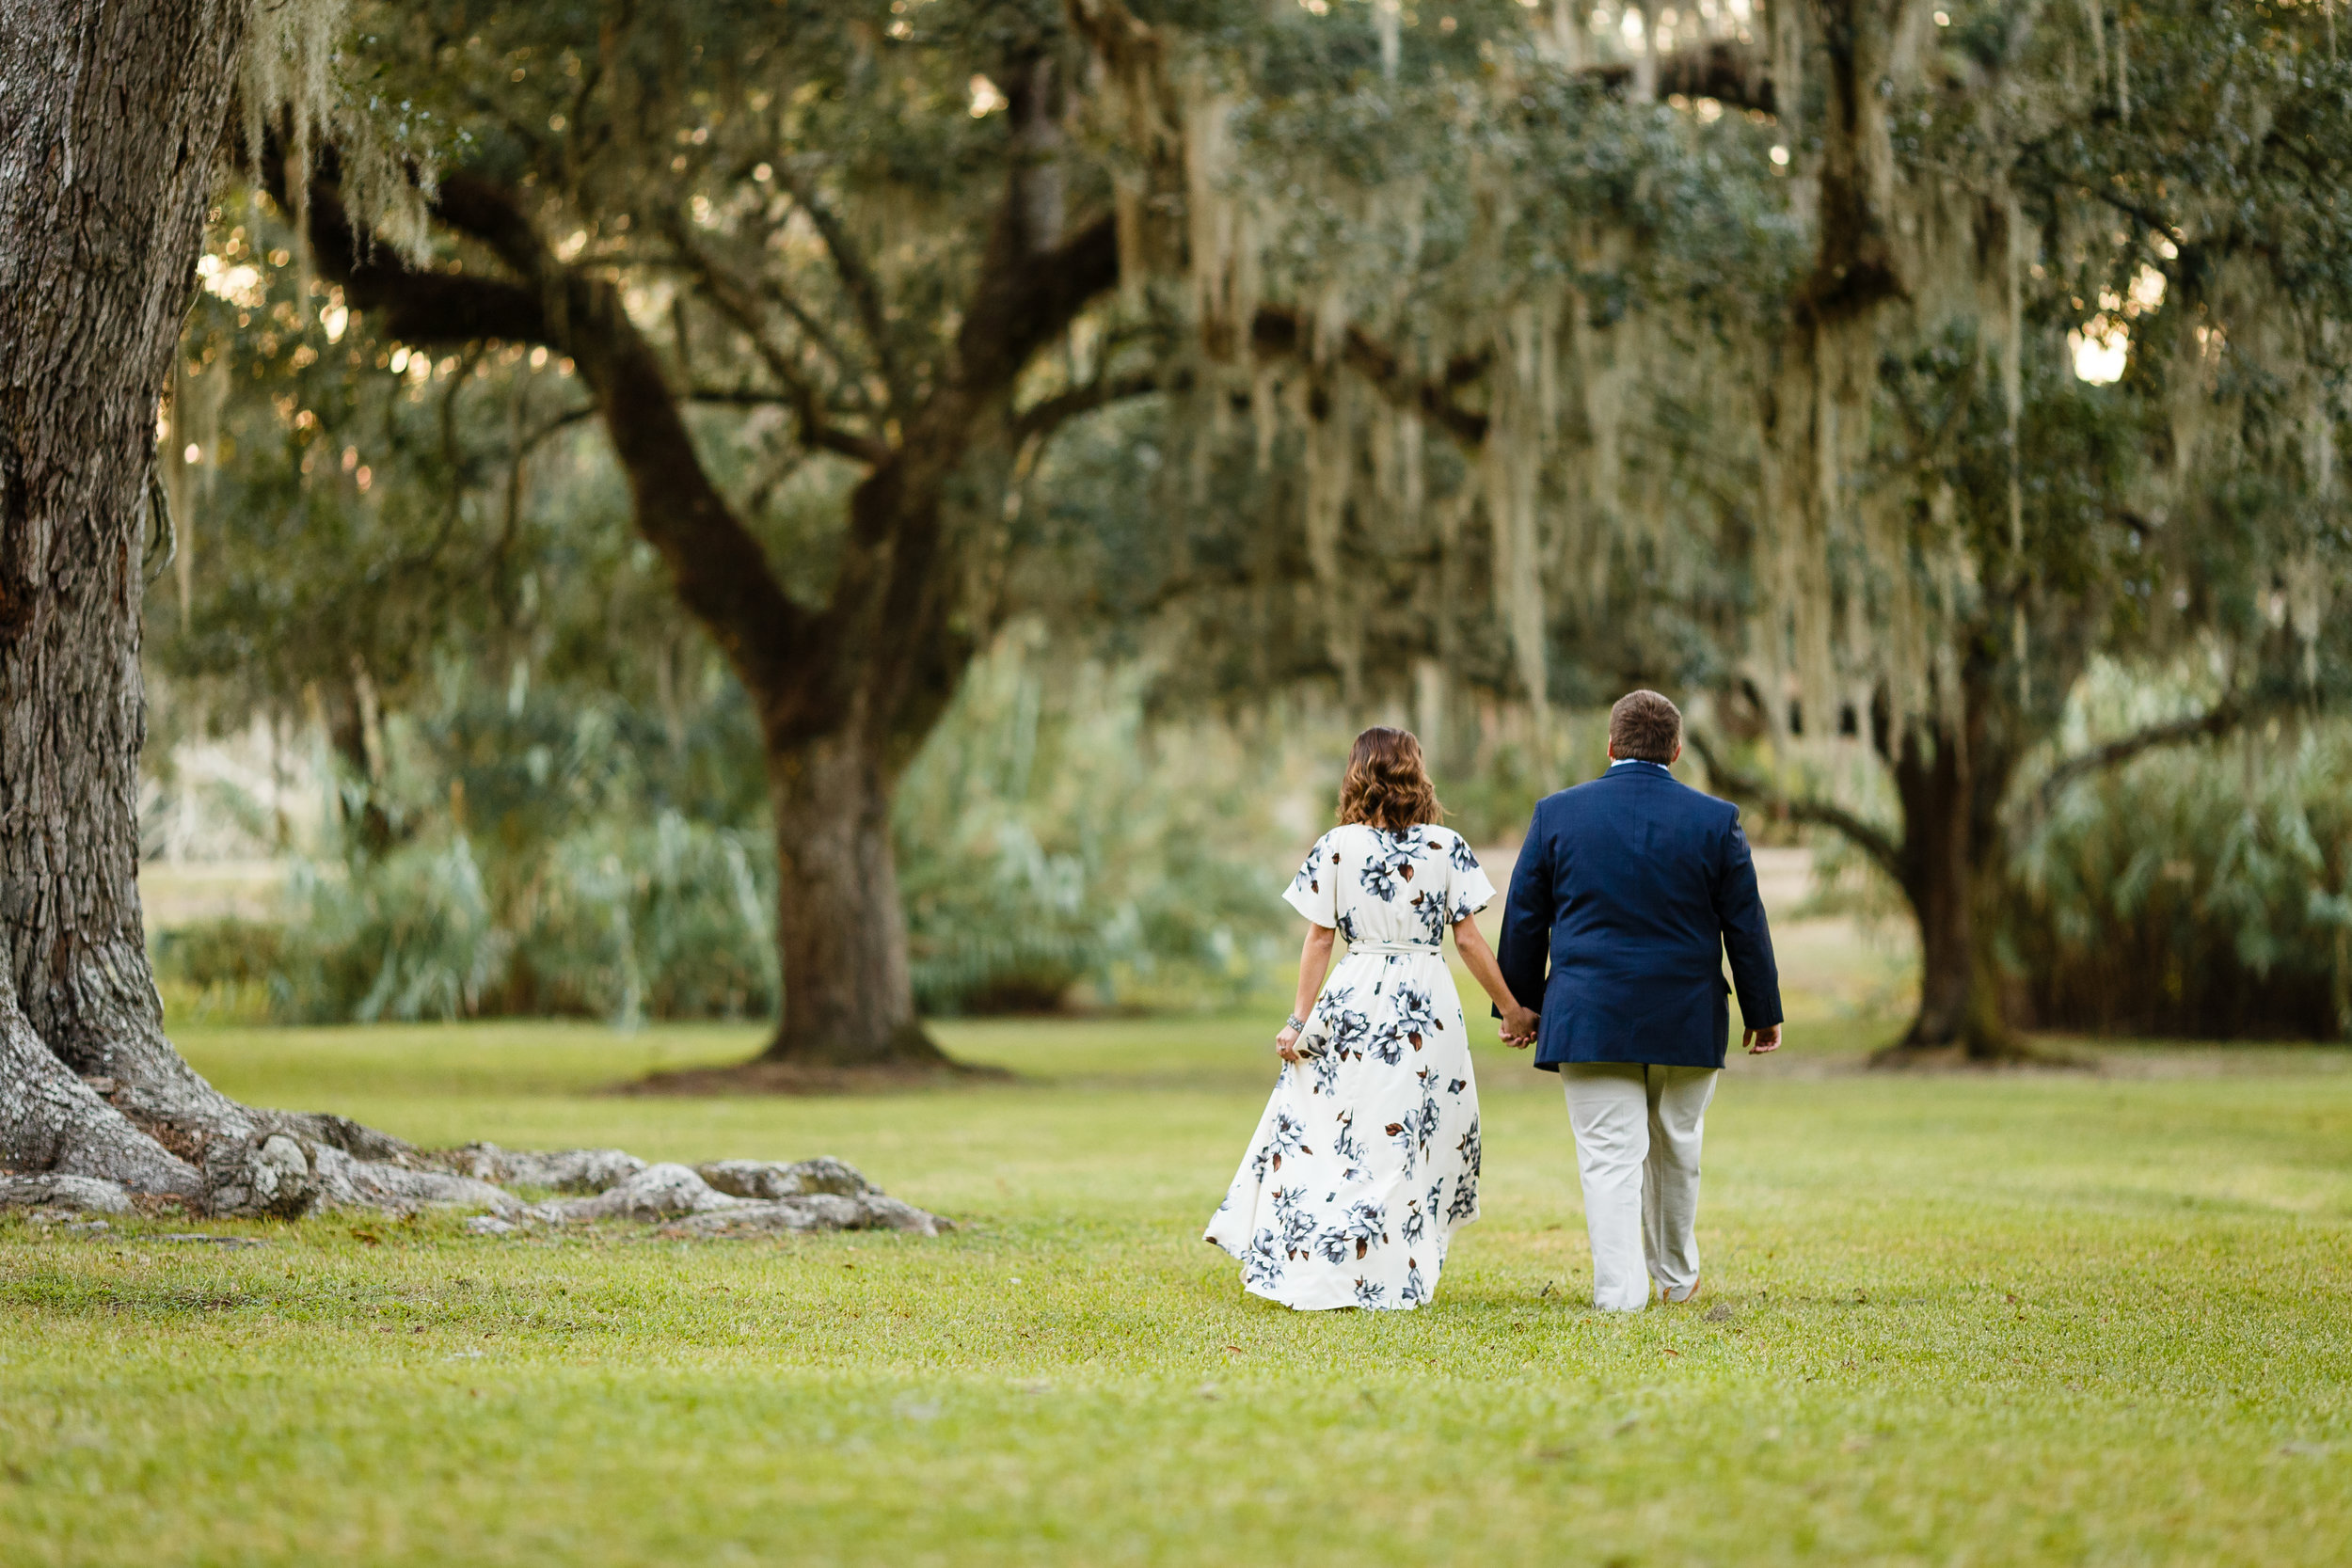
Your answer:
[1274,1023,1305,1063]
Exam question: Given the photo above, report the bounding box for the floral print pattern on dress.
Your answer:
[1205,821,1496,1311]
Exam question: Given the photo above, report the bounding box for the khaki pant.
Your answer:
[1563,1063,1719,1311]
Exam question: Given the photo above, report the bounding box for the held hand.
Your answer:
[1275,1023,1305,1064]
[1500,1005,1538,1050]
[1743,1022,1783,1055]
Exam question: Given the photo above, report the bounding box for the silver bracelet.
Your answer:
[1282,1014,1309,1034]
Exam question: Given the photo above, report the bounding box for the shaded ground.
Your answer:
[3,999,2348,1566]
[620,1056,1014,1098]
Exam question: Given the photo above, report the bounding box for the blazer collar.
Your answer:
[1603,758,1674,780]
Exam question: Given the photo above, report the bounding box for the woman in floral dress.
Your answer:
[1206,728,1539,1311]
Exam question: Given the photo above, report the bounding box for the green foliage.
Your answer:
[895,627,1298,1014]
[151,185,787,1026]
[2013,721,2352,1041]
[149,918,288,1027]
[341,0,1153,499]
[153,623,1321,1023]
[150,198,1309,1024]
[280,835,516,1022]
[152,0,2352,1046]
[156,800,784,1030]
[268,810,780,1027]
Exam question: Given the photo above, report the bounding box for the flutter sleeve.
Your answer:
[1282,832,1340,927]
[1446,832,1497,923]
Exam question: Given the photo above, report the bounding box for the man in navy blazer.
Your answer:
[1498,689,1783,1311]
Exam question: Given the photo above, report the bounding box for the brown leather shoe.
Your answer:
[1661,1278,1702,1306]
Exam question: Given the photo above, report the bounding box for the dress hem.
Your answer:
[1203,1220,1479,1313]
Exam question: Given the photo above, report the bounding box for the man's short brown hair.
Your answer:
[1609,689,1682,764]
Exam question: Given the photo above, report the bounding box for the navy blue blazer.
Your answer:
[1497,760,1783,1069]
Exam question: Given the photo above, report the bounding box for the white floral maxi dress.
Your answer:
[1205,823,1496,1311]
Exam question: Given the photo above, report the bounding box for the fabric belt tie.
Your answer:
[1344,940,1440,956]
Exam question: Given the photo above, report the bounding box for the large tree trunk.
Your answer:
[0,0,254,1192]
[760,727,947,1068]
[0,4,531,1212]
[1881,697,2025,1062]
[751,437,978,1070]
[1889,744,2010,1056]
[0,965,199,1196]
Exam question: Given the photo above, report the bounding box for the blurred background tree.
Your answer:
[263,0,1167,1069]
[1090,0,2352,1054]
[144,0,2352,1064]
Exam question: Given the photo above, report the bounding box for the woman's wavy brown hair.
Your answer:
[1336,727,1446,832]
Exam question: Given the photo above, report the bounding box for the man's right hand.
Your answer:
[1742,1023,1782,1054]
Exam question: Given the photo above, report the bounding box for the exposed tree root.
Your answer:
[0,1173,135,1214]
[0,991,203,1200]
[506,1157,949,1235]
[434,1143,650,1192]
[4,982,948,1233]
[1,1136,949,1237]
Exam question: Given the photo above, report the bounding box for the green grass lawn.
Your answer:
[4,999,2350,1566]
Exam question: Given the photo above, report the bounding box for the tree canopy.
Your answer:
[153,0,2352,1061]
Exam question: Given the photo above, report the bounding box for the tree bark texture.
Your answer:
[0,0,253,1193]
[767,727,940,1067]
[1879,671,2028,1060]
[1887,723,2008,1055]
[0,4,531,1211]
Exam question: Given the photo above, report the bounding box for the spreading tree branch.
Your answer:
[1683,730,1909,886]
[759,276,865,392]
[522,389,844,454]
[1010,371,1163,441]
[286,152,823,731]
[822,208,1126,758]
[776,164,910,412]
[662,224,891,464]
[955,214,1125,398]
[2026,692,2296,819]
[1248,308,1492,448]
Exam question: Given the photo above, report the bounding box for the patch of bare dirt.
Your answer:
[1865,1039,2098,1073]
[613,1058,1017,1098]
